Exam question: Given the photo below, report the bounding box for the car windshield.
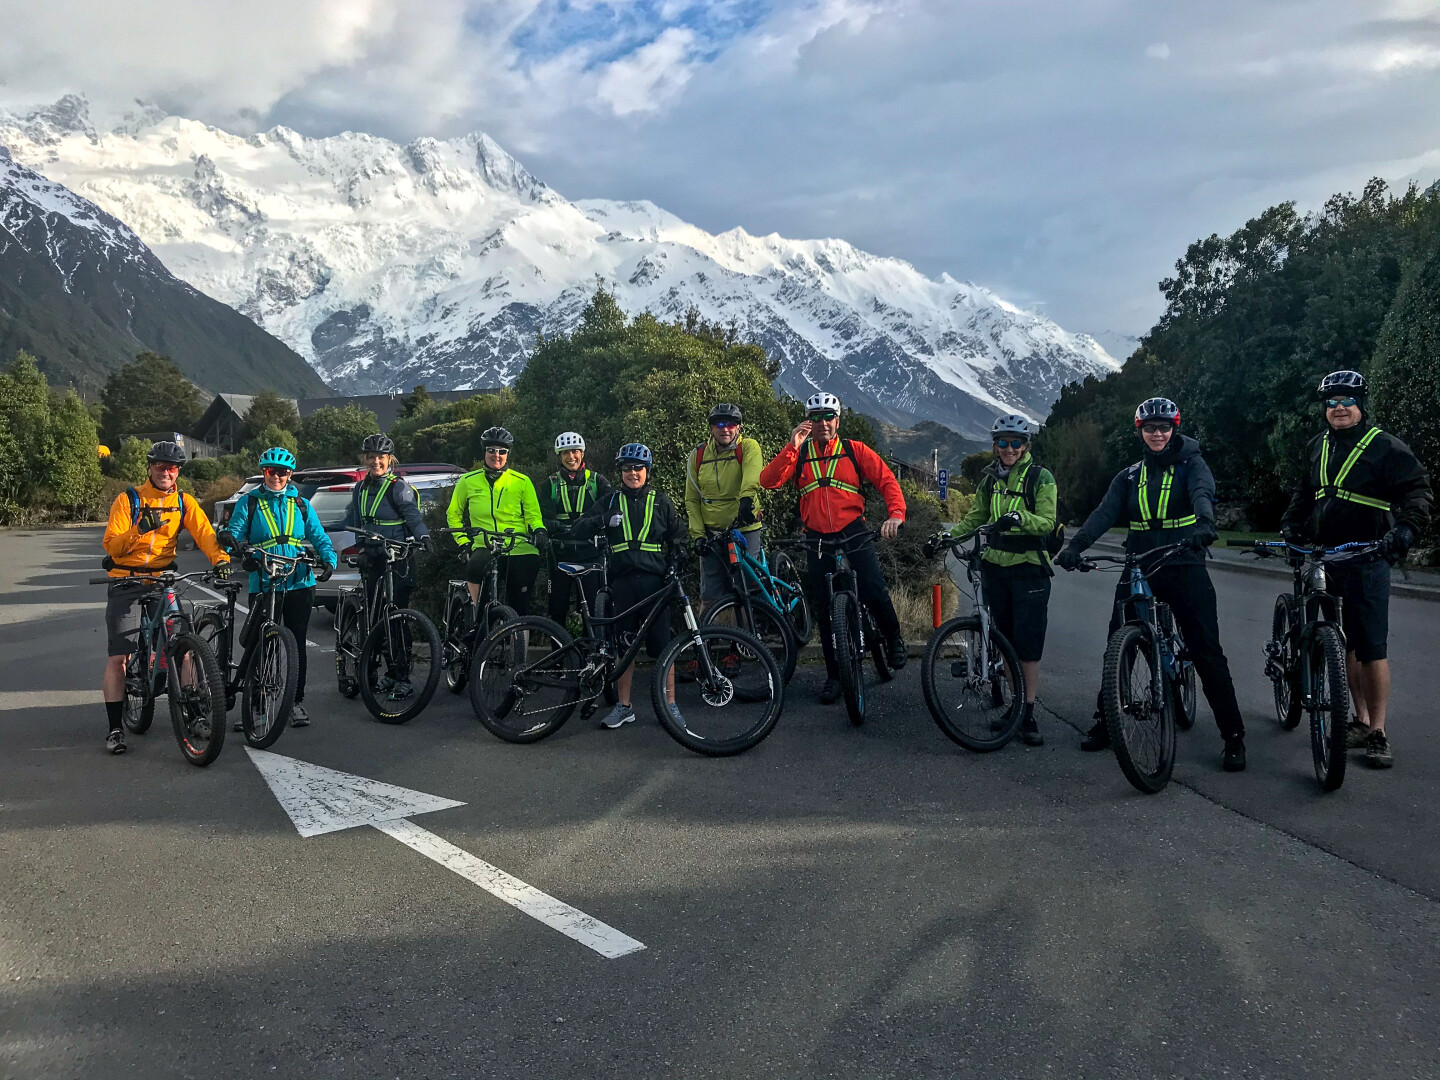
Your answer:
[309,489,354,529]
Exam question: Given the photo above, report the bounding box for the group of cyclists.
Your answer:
[98,370,1431,775]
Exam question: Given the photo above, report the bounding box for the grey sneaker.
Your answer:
[1345,720,1369,749]
[1364,730,1393,769]
[600,703,636,729]
[386,679,414,701]
[105,729,126,755]
[290,704,309,727]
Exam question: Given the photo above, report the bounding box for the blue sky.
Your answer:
[3,0,1439,355]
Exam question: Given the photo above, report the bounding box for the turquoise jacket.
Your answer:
[226,483,337,593]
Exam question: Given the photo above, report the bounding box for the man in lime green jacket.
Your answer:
[446,427,546,614]
[942,413,1057,746]
[685,402,764,606]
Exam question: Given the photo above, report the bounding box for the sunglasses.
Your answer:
[619,463,647,472]
[485,446,510,455]
[712,420,739,429]
[262,466,292,476]
[1325,397,1359,409]
[807,412,838,422]
[994,438,1027,449]
[1140,424,1172,435]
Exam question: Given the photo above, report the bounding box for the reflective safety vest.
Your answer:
[356,475,404,526]
[1131,464,1197,531]
[1317,427,1391,511]
[613,490,663,554]
[797,439,862,497]
[551,469,598,520]
[249,492,302,549]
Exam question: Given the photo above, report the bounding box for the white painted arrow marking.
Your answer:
[246,749,645,959]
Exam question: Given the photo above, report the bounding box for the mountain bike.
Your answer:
[776,529,894,726]
[435,526,528,694]
[920,523,1025,751]
[1073,543,1198,794]
[91,568,227,766]
[1252,539,1378,791]
[334,529,442,723]
[469,561,784,756]
[698,528,799,686]
[194,543,313,749]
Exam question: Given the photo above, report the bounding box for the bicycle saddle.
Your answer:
[557,562,602,577]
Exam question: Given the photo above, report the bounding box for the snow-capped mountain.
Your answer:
[0,135,325,396]
[1,96,1116,438]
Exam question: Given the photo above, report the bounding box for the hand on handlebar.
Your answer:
[213,562,233,581]
[1054,545,1084,571]
[1184,521,1218,551]
[922,531,949,559]
[994,511,1022,534]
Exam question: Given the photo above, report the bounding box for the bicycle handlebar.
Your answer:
[1075,541,1193,574]
[1251,539,1381,561]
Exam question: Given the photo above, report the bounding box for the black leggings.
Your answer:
[465,551,541,615]
[805,524,902,679]
[547,555,602,625]
[244,587,314,702]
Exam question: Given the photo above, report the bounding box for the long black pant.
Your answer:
[546,551,601,625]
[806,523,902,680]
[1106,564,1244,742]
[244,587,315,703]
[465,551,541,615]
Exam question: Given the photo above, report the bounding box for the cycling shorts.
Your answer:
[1328,557,1390,663]
[105,582,151,657]
[980,562,1051,663]
[607,571,672,659]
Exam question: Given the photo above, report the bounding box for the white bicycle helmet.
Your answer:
[805,392,842,415]
[554,431,586,453]
[991,414,1030,439]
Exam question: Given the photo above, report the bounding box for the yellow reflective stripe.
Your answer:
[614,490,663,552]
[1330,490,1392,510]
[798,440,861,496]
[254,497,301,551]
[360,475,403,524]
[1316,427,1390,510]
[1131,464,1197,530]
[989,462,1029,522]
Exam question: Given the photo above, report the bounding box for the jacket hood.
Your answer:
[1144,432,1199,468]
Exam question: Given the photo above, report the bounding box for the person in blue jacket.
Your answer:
[226,447,337,727]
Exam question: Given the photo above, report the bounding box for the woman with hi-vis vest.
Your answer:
[540,431,612,624]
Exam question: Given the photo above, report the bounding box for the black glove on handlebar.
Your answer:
[1382,523,1415,565]
[734,497,757,529]
[922,533,947,559]
[532,528,549,553]
[1054,545,1083,571]
[1185,521,1219,551]
[213,562,233,581]
[994,511,1022,533]
[316,563,333,583]
[419,534,437,556]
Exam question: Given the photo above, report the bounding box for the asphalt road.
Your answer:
[3,527,1439,1080]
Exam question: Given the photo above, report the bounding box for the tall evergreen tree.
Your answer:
[100,353,203,439]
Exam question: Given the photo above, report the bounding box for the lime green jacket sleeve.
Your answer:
[446,476,468,545]
[685,453,704,538]
[1015,470,1058,537]
[739,436,763,501]
[522,476,543,533]
[951,489,990,536]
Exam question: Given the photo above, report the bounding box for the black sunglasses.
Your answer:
[1325,397,1359,409]
[807,411,838,422]
[994,438,1027,449]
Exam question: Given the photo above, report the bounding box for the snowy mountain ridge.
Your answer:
[0,95,1117,438]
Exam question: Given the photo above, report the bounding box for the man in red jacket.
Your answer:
[760,392,907,703]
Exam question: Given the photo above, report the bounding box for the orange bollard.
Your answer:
[932,583,943,628]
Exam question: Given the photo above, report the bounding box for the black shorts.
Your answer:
[1328,558,1390,663]
[606,572,672,659]
[105,581,153,657]
[980,563,1051,663]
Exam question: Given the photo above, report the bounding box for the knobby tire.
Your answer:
[241,621,297,749]
[166,632,226,767]
[1308,624,1349,792]
[1102,622,1175,794]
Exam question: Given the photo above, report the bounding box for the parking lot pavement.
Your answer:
[3,527,1439,1079]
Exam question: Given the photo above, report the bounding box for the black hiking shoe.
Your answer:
[1222,738,1247,772]
[818,679,841,705]
[1080,721,1110,752]
[887,636,908,670]
[1018,704,1043,747]
[105,729,126,755]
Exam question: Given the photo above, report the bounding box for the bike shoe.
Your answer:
[1364,730,1393,769]
[386,680,414,701]
[105,729,126,755]
[1345,720,1370,750]
[600,703,636,729]
[1018,707,1044,747]
[1079,721,1110,752]
[887,636,908,670]
[818,679,841,705]
[1222,738,1247,772]
[290,704,310,728]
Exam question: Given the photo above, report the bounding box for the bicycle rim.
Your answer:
[655,625,783,756]
[920,616,1023,752]
[703,598,797,688]
[470,616,579,742]
[1103,624,1175,794]
[1308,625,1349,791]
[831,593,865,725]
[167,632,226,766]
[1271,595,1302,729]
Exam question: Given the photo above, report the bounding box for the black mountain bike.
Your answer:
[436,526,530,694]
[1253,539,1378,791]
[469,560,784,756]
[777,529,894,726]
[920,523,1025,751]
[698,528,799,686]
[195,543,312,749]
[1073,543,1197,794]
[91,568,227,766]
[334,529,442,723]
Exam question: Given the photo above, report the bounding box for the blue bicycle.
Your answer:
[698,527,808,686]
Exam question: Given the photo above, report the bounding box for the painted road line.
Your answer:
[0,602,104,627]
[0,690,105,710]
[245,749,645,959]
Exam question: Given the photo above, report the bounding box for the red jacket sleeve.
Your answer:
[854,442,906,521]
[759,443,800,490]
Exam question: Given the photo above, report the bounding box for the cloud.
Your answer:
[1146,42,1171,59]
[596,26,698,114]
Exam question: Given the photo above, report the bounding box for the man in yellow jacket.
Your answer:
[100,440,231,754]
[685,402,764,609]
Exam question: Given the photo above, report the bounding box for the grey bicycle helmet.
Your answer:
[1134,397,1181,429]
[1317,370,1367,400]
[481,426,514,450]
[991,414,1030,439]
[361,433,394,455]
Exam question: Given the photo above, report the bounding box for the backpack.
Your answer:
[979,465,1065,558]
[125,486,191,526]
[243,489,306,543]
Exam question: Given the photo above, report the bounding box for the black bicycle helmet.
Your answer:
[146,440,186,465]
[1317,370,1367,400]
[481,426,515,449]
[1134,397,1181,429]
[708,402,743,425]
[361,433,394,455]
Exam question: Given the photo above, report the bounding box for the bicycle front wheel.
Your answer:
[1307,624,1349,792]
[358,608,442,723]
[1103,623,1175,794]
[241,622,297,748]
[703,597,797,687]
[1271,595,1302,729]
[772,552,813,646]
[655,625,783,756]
[831,592,865,725]
[469,616,581,743]
[920,615,1023,751]
[167,632,226,766]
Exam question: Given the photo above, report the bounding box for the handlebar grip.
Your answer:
[89,576,113,585]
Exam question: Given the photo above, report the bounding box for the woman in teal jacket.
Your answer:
[226,447,337,727]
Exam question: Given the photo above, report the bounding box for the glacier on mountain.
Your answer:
[0,96,1117,439]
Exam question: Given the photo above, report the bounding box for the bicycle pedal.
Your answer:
[580,699,599,720]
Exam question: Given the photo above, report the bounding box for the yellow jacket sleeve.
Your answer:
[103,491,138,560]
[739,437,763,501]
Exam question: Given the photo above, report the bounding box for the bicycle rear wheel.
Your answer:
[167,632,226,766]
[1102,623,1175,794]
[832,593,865,725]
[194,610,235,712]
[469,616,581,743]
[920,615,1023,751]
[241,622,297,749]
[772,552,813,646]
[1307,624,1349,792]
[866,609,894,682]
[654,625,783,756]
[703,597,797,687]
[358,608,442,723]
[1270,595,1302,729]
[442,591,471,695]
[122,648,155,734]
